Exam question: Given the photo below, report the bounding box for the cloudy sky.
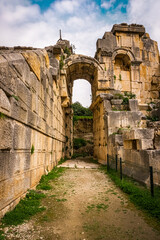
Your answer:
[0,0,160,107]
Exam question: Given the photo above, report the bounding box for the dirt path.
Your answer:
[3,158,160,240]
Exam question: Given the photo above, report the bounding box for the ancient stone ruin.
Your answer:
[0,23,160,218]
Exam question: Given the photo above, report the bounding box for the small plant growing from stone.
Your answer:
[31,144,35,155]
[0,112,6,119]
[114,75,116,80]
[119,74,122,81]
[12,95,19,101]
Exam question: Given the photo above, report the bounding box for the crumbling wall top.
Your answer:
[111,23,145,36]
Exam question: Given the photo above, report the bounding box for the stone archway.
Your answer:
[62,54,103,158]
[64,54,103,103]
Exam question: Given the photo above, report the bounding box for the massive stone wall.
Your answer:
[0,47,66,217]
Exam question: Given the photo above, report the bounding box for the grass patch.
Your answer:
[1,190,46,226]
[73,138,87,150]
[0,230,5,240]
[58,157,68,165]
[71,152,89,159]
[36,167,65,190]
[56,198,67,202]
[102,167,160,221]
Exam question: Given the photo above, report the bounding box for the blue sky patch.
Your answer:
[30,0,55,11]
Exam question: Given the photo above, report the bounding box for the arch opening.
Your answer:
[72,79,92,107]
[114,53,131,92]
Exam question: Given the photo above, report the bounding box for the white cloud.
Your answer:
[101,0,116,10]
[127,0,160,50]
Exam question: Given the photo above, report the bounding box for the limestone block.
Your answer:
[108,134,123,147]
[30,72,39,93]
[129,99,139,112]
[0,178,14,209]
[0,119,13,150]
[30,166,44,188]
[121,71,130,81]
[154,134,160,149]
[149,150,160,168]
[22,51,41,80]
[0,89,11,115]
[28,110,37,127]
[121,80,131,92]
[10,97,28,123]
[13,123,31,150]
[0,63,17,95]
[123,140,133,149]
[32,93,39,114]
[137,139,153,150]
[107,111,141,130]
[0,151,31,182]
[37,117,46,131]
[9,55,31,87]
[17,79,32,108]
[111,99,123,105]
[123,128,154,141]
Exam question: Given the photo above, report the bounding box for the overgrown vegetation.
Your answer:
[0,230,5,240]
[64,46,71,57]
[113,91,136,105]
[146,115,159,122]
[72,101,92,116]
[1,190,46,226]
[36,167,65,190]
[73,138,87,150]
[102,167,160,221]
[59,55,64,69]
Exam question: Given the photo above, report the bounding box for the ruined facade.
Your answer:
[0,23,160,217]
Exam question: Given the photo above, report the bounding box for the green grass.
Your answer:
[102,167,160,221]
[58,157,68,165]
[36,167,65,190]
[1,190,46,226]
[0,230,5,240]
[71,152,89,159]
[73,138,87,150]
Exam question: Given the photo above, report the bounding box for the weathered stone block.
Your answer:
[137,139,153,150]
[17,79,32,108]
[11,97,28,123]
[123,128,154,140]
[0,119,13,149]
[129,99,139,112]
[28,110,37,127]
[111,99,123,105]
[13,123,31,150]
[123,140,133,149]
[22,51,41,80]
[0,89,11,115]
